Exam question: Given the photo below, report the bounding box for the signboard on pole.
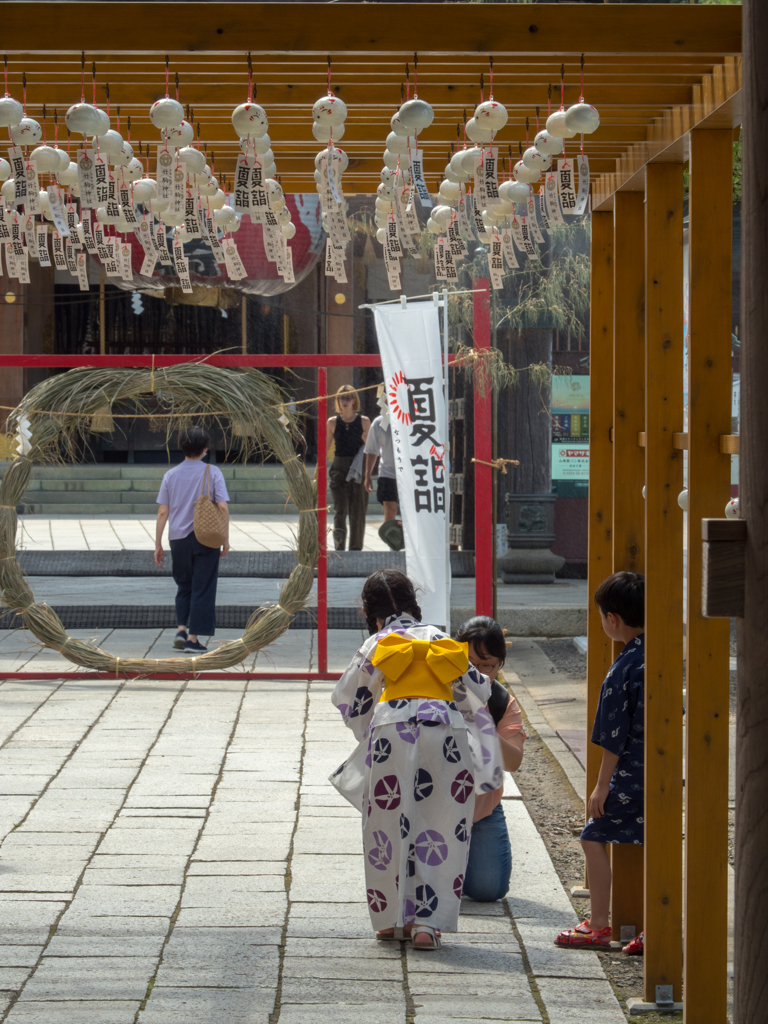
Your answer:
[373,302,450,628]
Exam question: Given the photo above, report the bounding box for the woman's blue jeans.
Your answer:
[463,802,512,902]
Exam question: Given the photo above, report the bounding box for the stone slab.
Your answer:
[5,1001,141,1024]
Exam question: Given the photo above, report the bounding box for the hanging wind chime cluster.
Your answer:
[377,56,599,292]
[313,58,351,285]
[0,56,147,288]
[0,54,276,296]
[374,57,436,292]
[229,54,295,285]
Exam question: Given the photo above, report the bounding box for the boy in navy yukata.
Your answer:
[555,571,645,954]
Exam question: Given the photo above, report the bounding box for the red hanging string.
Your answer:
[548,84,552,118]
[175,72,179,103]
[480,73,484,105]
[413,53,418,99]
[22,72,26,115]
[489,56,494,100]
[3,55,8,98]
[247,53,253,103]
[536,106,540,134]
[327,55,332,97]
[80,53,85,103]
[165,56,170,99]
[92,63,96,106]
[580,54,585,104]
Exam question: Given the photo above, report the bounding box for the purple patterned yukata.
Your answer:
[330,614,503,934]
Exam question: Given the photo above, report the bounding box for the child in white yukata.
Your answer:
[330,570,503,950]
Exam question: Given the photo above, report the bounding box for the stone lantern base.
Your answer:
[497,493,565,585]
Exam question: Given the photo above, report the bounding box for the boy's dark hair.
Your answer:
[179,427,211,458]
[594,571,645,628]
[455,615,507,665]
[361,569,422,635]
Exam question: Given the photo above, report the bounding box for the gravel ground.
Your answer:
[537,638,587,680]
[514,641,686,1021]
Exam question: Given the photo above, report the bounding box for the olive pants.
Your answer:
[329,456,369,550]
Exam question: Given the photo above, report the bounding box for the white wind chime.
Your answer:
[0,53,599,298]
[0,54,296,294]
[313,57,351,284]
[376,56,599,292]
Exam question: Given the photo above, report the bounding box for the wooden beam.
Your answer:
[1,4,742,57]
[593,82,742,211]
[683,127,733,1024]
[644,160,685,1004]
[610,190,646,941]
[586,211,614,851]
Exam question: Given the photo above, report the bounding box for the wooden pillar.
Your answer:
[644,161,685,1004]
[585,211,614,823]
[735,2,768,1020]
[683,128,733,1024]
[611,190,646,940]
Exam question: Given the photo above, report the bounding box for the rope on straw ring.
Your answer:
[299,506,332,514]
[471,457,520,474]
[114,657,120,679]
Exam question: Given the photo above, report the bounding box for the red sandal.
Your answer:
[554,920,612,948]
[623,931,644,955]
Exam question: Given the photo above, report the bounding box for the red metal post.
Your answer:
[473,277,493,617]
[317,367,328,674]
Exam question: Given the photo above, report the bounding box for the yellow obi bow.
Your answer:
[372,634,469,703]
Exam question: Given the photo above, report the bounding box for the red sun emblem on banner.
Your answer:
[387,371,412,426]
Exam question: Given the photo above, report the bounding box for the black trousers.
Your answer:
[170,531,220,636]
[329,456,369,551]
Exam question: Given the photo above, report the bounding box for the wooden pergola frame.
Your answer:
[2,4,744,1019]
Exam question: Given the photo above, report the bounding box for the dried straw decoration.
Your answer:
[0,363,319,675]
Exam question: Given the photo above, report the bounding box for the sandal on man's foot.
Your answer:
[554,921,612,948]
[412,926,442,950]
[622,931,644,956]
[376,927,408,942]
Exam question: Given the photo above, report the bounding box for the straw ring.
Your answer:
[0,363,320,676]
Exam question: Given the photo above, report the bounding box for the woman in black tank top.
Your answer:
[326,384,371,550]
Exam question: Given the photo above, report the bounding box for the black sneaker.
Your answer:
[173,630,188,650]
[184,640,208,654]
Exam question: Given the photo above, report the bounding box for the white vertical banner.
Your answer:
[373,302,450,628]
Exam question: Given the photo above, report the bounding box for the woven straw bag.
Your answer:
[193,464,227,549]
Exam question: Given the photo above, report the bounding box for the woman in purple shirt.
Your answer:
[155,428,230,654]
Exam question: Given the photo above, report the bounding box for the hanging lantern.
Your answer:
[65,102,99,135]
[474,100,508,132]
[397,98,434,133]
[149,97,185,130]
[0,96,23,128]
[10,117,42,145]
[565,103,600,135]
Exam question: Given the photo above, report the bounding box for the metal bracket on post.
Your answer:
[627,985,683,1015]
[655,986,674,1010]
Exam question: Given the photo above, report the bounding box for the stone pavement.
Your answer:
[0,630,626,1024]
[15,517,390,554]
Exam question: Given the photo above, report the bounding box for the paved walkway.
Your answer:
[15,517,390,554]
[0,630,626,1024]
